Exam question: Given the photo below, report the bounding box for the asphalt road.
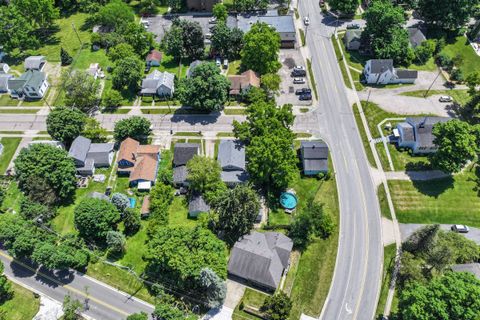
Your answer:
[297,2,383,319]
[0,250,154,320]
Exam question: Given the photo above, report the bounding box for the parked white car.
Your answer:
[293,78,306,84]
[303,17,310,26]
[439,95,453,102]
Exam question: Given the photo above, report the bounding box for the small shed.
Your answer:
[343,29,363,50]
[138,181,152,191]
[146,50,162,67]
[141,195,150,218]
[188,193,210,217]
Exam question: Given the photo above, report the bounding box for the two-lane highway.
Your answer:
[297,1,383,319]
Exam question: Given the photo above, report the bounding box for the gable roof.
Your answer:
[451,263,480,280]
[228,70,260,95]
[189,193,211,213]
[396,69,418,79]
[228,231,293,290]
[218,140,245,170]
[369,59,394,74]
[87,142,114,164]
[301,141,328,159]
[146,50,162,62]
[408,28,426,48]
[398,122,415,141]
[69,136,92,163]
[129,153,159,183]
[173,143,200,166]
[118,137,140,163]
[24,56,45,70]
[344,29,363,44]
[406,117,451,149]
[141,70,174,94]
[173,165,188,184]
[8,70,46,91]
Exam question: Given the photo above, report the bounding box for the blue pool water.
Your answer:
[129,198,136,208]
[280,192,298,210]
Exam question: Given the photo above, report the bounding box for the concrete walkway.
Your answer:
[399,224,480,245]
[385,170,450,181]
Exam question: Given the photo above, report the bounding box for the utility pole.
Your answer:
[424,70,442,97]
[71,23,83,46]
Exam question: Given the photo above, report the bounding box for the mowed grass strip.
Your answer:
[0,282,40,320]
[388,167,480,227]
[0,138,22,174]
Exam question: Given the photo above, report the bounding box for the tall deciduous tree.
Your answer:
[211,23,244,60]
[121,22,154,56]
[213,184,260,245]
[94,0,134,29]
[177,62,230,112]
[14,144,77,204]
[163,19,205,61]
[148,183,174,226]
[186,155,226,201]
[241,22,281,75]
[418,0,477,31]
[0,6,40,54]
[212,3,228,22]
[63,71,101,113]
[0,261,12,302]
[261,292,293,320]
[328,0,359,15]
[112,56,144,90]
[74,198,120,243]
[431,120,478,173]
[198,268,227,308]
[63,295,82,320]
[46,106,86,145]
[113,116,152,143]
[107,43,136,62]
[82,117,108,143]
[11,0,59,30]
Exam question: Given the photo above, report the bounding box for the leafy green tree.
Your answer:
[414,39,436,64]
[74,198,120,243]
[233,0,269,11]
[328,0,359,15]
[11,0,59,30]
[123,208,141,236]
[402,224,440,254]
[112,56,144,90]
[107,43,136,62]
[0,6,40,54]
[46,106,86,145]
[167,0,183,12]
[31,240,89,270]
[418,0,477,31]
[148,183,174,226]
[127,312,148,320]
[82,117,108,143]
[363,0,414,65]
[106,230,126,253]
[102,89,123,110]
[436,231,480,264]
[145,226,227,288]
[111,193,129,213]
[431,120,478,173]
[94,0,134,29]
[261,73,281,95]
[113,116,152,143]
[0,261,12,303]
[213,184,260,245]
[60,47,73,66]
[212,3,228,21]
[241,22,281,75]
[199,268,227,308]
[63,295,82,320]
[152,302,196,320]
[399,272,480,320]
[290,202,335,248]
[261,292,292,320]
[19,197,54,222]
[177,62,230,112]
[186,155,226,201]
[0,187,5,210]
[163,19,205,61]
[211,23,244,60]
[121,22,155,56]
[399,251,426,285]
[63,71,101,113]
[14,144,77,204]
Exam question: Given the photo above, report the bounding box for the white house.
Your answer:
[140,70,175,98]
[363,59,418,85]
[397,117,451,154]
[24,56,46,71]
[8,70,49,100]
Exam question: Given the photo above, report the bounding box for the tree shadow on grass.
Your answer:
[411,175,454,198]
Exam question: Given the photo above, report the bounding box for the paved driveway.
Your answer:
[399,223,480,244]
[277,49,312,107]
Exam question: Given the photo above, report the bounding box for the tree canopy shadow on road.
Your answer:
[170,111,221,125]
[35,267,75,288]
[410,176,454,198]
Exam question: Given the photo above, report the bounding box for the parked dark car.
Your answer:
[296,88,312,95]
[299,93,312,100]
[291,69,307,77]
[346,23,360,29]
[105,187,112,196]
[451,224,469,233]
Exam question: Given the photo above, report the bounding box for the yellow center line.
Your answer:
[0,251,130,316]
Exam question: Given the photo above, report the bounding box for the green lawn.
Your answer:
[72,47,113,71]
[169,196,198,228]
[0,109,38,114]
[332,37,353,90]
[306,59,318,99]
[299,29,306,46]
[0,138,21,174]
[376,143,431,172]
[0,282,40,320]
[0,95,20,107]
[375,244,398,318]
[102,108,131,114]
[0,181,23,213]
[232,288,270,320]
[224,108,246,115]
[153,54,188,79]
[378,183,392,219]
[227,60,241,75]
[173,132,202,137]
[352,104,377,168]
[400,89,470,105]
[388,166,480,227]
[441,36,480,77]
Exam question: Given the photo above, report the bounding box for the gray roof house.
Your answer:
[451,263,480,280]
[187,60,202,78]
[218,140,248,186]
[24,56,46,71]
[188,193,210,217]
[227,11,296,48]
[140,70,174,97]
[344,29,363,50]
[408,28,426,48]
[397,117,451,154]
[363,59,418,85]
[0,73,13,93]
[301,141,329,175]
[8,70,49,100]
[228,232,293,291]
[173,143,200,187]
[69,136,114,175]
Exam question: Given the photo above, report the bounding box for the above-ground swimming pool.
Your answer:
[280,192,298,210]
[129,198,136,208]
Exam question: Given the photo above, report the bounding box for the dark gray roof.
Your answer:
[228,231,293,290]
[77,158,95,174]
[173,165,188,184]
[303,159,328,172]
[189,193,210,213]
[406,117,451,149]
[369,59,394,74]
[221,170,249,184]
[87,143,114,165]
[69,136,92,163]
[396,69,418,79]
[301,141,328,159]
[173,143,200,166]
[451,263,480,279]
[344,29,363,44]
[218,140,245,170]
[398,122,415,141]
[408,28,426,48]
[141,70,174,93]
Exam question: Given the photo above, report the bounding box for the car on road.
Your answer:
[293,78,306,84]
[304,17,310,26]
[209,17,217,24]
[299,93,312,100]
[346,23,360,29]
[291,69,307,77]
[451,224,469,233]
[439,95,453,102]
[296,88,312,95]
